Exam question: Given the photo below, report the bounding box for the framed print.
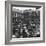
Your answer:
[5,1,45,44]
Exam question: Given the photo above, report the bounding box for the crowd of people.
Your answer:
[12,9,40,38]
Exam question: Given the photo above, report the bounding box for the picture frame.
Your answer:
[5,1,45,44]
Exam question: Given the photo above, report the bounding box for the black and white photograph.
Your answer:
[11,6,40,38]
[5,1,45,44]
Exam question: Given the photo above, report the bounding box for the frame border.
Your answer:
[5,1,45,45]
